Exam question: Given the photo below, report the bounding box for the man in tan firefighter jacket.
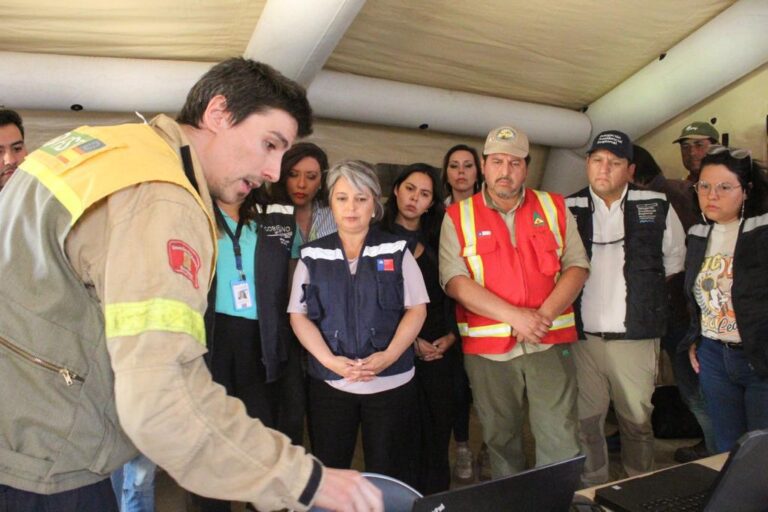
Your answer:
[0,58,382,512]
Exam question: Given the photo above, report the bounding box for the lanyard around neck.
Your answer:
[215,206,247,280]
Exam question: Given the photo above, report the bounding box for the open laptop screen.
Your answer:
[413,455,585,512]
[595,429,768,512]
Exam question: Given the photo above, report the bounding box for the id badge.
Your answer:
[231,279,253,310]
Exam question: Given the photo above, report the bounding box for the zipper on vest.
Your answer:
[0,336,84,386]
[352,273,360,355]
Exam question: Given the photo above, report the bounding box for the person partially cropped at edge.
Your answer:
[682,145,768,454]
[0,58,381,512]
[0,108,28,192]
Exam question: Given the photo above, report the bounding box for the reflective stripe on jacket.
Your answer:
[446,190,576,354]
[0,123,215,493]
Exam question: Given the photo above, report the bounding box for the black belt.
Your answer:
[720,341,744,350]
[585,331,625,341]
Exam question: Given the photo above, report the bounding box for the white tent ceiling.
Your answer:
[2,0,765,180]
[0,0,736,109]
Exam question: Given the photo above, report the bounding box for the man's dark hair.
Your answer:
[271,142,330,206]
[632,144,663,186]
[0,109,25,138]
[177,58,313,137]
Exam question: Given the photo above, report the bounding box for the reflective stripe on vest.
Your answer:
[458,196,485,286]
[458,190,565,286]
[552,311,576,330]
[531,189,564,258]
[457,310,575,339]
[105,298,206,346]
[457,322,510,338]
[20,157,86,224]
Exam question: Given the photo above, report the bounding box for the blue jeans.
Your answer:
[697,337,768,453]
[662,324,716,452]
[111,454,156,512]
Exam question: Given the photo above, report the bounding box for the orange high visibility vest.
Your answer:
[446,189,577,354]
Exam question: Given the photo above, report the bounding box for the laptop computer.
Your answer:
[595,429,768,512]
[337,455,585,512]
[412,455,585,512]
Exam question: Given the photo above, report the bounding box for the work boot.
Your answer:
[453,443,474,481]
[674,439,709,463]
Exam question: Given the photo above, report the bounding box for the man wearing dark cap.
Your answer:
[440,126,589,478]
[566,130,686,486]
[674,121,719,182]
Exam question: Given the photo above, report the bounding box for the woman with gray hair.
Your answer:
[288,160,428,487]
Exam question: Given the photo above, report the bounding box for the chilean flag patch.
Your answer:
[377,258,395,271]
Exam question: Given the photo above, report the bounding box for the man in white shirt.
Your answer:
[566,130,686,486]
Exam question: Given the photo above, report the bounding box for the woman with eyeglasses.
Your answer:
[682,145,768,453]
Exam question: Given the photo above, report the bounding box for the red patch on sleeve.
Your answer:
[167,239,201,289]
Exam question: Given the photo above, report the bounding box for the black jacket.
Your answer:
[204,203,296,383]
[682,216,768,377]
[567,184,669,339]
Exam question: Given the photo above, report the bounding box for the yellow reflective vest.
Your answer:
[0,123,215,494]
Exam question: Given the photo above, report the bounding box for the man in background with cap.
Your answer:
[632,144,715,464]
[439,126,589,478]
[660,120,721,463]
[674,121,719,182]
[566,130,686,486]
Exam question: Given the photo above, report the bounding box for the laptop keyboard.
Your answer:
[640,489,708,511]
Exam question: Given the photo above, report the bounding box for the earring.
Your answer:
[740,201,745,224]
[701,211,709,225]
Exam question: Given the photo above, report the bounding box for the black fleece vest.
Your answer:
[684,215,768,377]
[204,204,296,383]
[567,185,669,339]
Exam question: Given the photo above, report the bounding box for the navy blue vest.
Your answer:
[205,204,296,383]
[567,185,669,339]
[300,226,414,381]
[683,216,768,377]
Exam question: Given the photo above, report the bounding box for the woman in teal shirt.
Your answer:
[199,188,301,512]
